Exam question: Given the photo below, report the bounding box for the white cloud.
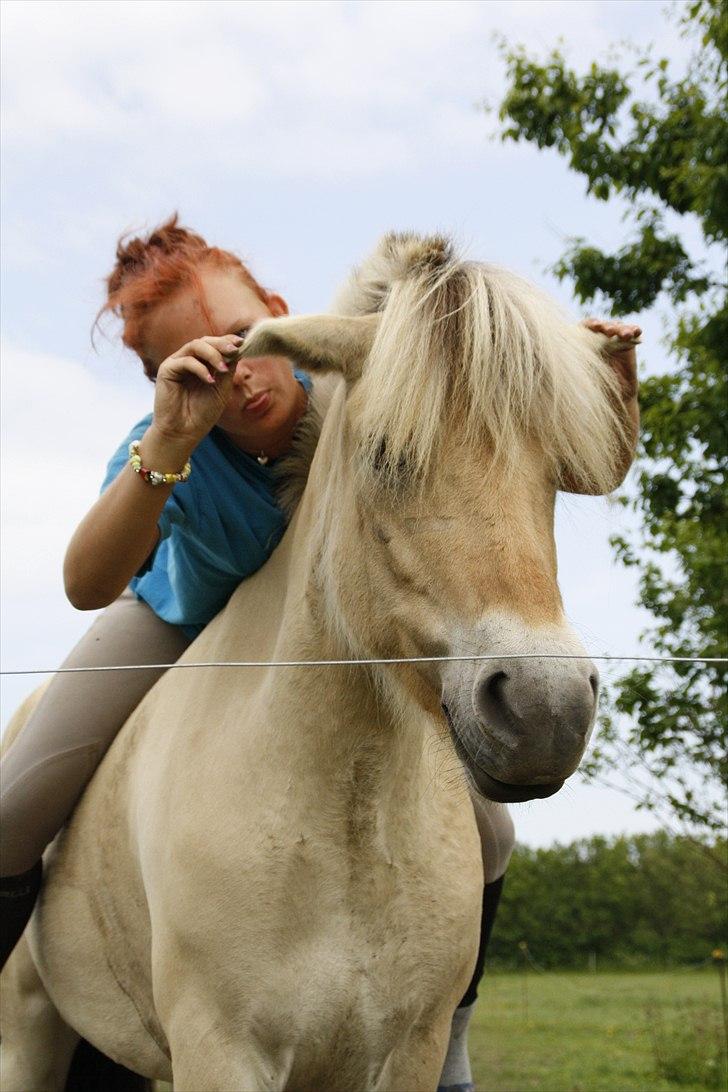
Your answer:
[2,0,681,170]
[0,340,154,720]
[1,342,151,603]
[1,0,691,275]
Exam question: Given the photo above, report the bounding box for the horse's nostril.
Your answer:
[589,671,599,699]
[486,670,509,703]
[475,670,511,727]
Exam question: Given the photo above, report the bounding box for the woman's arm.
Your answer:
[64,334,241,610]
[64,428,196,609]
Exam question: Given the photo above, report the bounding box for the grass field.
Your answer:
[468,969,727,1092]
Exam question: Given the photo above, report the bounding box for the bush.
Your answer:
[646,1003,728,1089]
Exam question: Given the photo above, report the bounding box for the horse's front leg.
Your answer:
[0,935,80,1092]
[163,989,292,1092]
[168,1027,290,1092]
[376,1010,454,1092]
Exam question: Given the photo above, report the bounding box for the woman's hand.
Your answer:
[561,318,642,495]
[583,318,641,401]
[145,334,244,463]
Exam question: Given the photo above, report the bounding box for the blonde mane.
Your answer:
[334,232,628,493]
[272,381,326,517]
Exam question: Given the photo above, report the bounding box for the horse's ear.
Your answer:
[236,314,380,380]
[333,231,454,316]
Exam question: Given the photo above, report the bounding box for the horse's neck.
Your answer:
[268,537,431,816]
[194,383,447,823]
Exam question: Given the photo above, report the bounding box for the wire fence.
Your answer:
[1,653,726,676]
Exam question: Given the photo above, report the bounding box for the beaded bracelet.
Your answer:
[128,440,192,486]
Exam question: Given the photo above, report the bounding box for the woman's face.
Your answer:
[142,266,305,454]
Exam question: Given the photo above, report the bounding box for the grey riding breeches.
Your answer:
[470,794,516,884]
[0,592,191,876]
[0,592,515,881]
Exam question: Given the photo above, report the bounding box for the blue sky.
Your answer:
[1,0,697,845]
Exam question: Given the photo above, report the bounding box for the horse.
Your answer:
[0,232,631,1092]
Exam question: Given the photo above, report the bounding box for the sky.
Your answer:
[0,0,698,847]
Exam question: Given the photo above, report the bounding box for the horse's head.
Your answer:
[240,233,633,804]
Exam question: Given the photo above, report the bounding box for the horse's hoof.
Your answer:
[437,1084,475,1092]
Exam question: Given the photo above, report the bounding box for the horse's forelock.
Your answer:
[347,250,629,496]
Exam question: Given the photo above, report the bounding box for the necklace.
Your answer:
[252,385,308,468]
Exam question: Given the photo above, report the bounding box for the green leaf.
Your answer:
[495,0,728,837]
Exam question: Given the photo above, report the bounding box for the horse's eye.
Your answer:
[369,438,411,482]
[371,438,389,475]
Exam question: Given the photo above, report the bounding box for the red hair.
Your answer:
[94,213,271,380]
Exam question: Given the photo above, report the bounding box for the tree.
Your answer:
[488,833,727,968]
[493,0,727,839]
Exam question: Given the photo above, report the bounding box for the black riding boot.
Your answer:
[438,875,506,1092]
[459,873,505,1007]
[0,858,43,971]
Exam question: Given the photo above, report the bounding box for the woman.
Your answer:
[0,216,638,1092]
[0,217,315,932]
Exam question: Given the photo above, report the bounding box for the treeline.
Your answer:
[488,832,727,969]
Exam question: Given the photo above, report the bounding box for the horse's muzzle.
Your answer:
[443,704,564,802]
[439,636,598,800]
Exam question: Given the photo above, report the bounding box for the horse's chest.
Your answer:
[255,912,469,1088]
[270,842,479,1051]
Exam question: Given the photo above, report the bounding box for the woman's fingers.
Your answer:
[150,335,245,446]
[163,356,220,386]
[175,335,243,373]
[584,318,642,341]
[581,319,640,400]
[160,334,244,384]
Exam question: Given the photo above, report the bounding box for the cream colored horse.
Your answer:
[0,233,631,1092]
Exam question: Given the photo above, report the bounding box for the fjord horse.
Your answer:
[1,233,631,1091]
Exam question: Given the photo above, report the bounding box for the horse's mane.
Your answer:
[272,380,326,518]
[333,232,628,493]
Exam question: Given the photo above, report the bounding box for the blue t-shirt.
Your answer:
[101,372,311,638]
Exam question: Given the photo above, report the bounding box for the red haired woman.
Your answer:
[1,215,313,933]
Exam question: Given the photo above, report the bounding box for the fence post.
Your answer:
[518,940,529,1025]
[713,948,728,1066]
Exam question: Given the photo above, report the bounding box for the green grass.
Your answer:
[469,969,727,1092]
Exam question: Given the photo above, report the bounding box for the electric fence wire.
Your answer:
[1,653,726,677]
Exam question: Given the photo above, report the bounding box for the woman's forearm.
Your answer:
[616,395,640,481]
[63,428,194,610]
